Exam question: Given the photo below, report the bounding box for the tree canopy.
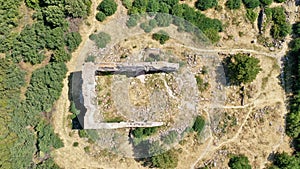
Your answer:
[195,0,218,11]
[226,0,242,9]
[226,53,261,85]
[228,155,252,169]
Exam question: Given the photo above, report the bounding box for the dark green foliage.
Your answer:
[73,142,79,147]
[151,150,178,169]
[43,5,68,28]
[162,130,178,144]
[89,32,111,48]
[122,0,132,9]
[293,22,300,36]
[269,7,291,39]
[46,27,65,50]
[96,12,107,22]
[36,121,64,153]
[271,152,300,168]
[246,9,258,23]
[203,28,221,44]
[51,49,71,63]
[0,0,21,37]
[226,53,261,85]
[242,0,260,8]
[274,0,286,2]
[0,60,25,169]
[160,0,179,7]
[132,127,158,138]
[195,0,218,11]
[65,0,92,18]
[26,62,67,112]
[228,155,252,169]
[97,0,118,16]
[192,116,205,133]
[6,22,47,64]
[65,32,82,52]
[147,0,159,13]
[226,0,242,9]
[152,30,170,44]
[260,0,273,6]
[158,2,170,13]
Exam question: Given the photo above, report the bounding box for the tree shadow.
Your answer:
[69,71,86,129]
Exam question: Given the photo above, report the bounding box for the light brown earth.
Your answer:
[51,0,299,169]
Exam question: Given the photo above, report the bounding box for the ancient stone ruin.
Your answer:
[82,61,179,129]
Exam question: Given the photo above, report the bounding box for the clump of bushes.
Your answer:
[132,127,158,138]
[226,0,242,10]
[152,30,170,44]
[228,155,252,169]
[192,116,205,134]
[195,0,218,11]
[96,0,117,22]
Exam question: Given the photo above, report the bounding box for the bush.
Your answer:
[132,127,158,138]
[151,150,178,169]
[246,9,258,23]
[89,32,111,48]
[51,49,71,62]
[226,53,261,85]
[162,130,178,145]
[126,15,138,28]
[226,0,242,9]
[274,0,286,2]
[260,0,273,6]
[152,30,170,44]
[97,0,117,16]
[73,142,79,147]
[195,0,218,11]
[228,155,251,169]
[272,152,300,168]
[65,32,82,52]
[242,0,260,8]
[192,116,205,133]
[96,11,107,22]
[155,13,173,27]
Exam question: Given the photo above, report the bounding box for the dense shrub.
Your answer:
[260,0,273,6]
[246,9,258,23]
[96,12,107,22]
[65,32,82,52]
[195,0,218,11]
[274,0,286,2]
[242,0,260,8]
[89,32,111,48]
[97,0,118,16]
[269,7,291,39]
[225,53,261,85]
[152,30,170,44]
[162,130,178,144]
[228,155,251,169]
[65,0,92,18]
[192,116,205,133]
[132,127,158,138]
[226,0,242,9]
[126,15,138,28]
[271,152,300,168]
[151,150,178,169]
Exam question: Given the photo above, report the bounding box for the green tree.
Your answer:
[152,30,170,44]
[151,150,178,169]
[246,9,258,23]
[226,0,242,9]
[226,53,261,85]
[274,0,286,2]
[192,116,205,133]
[272,152,300,168]
[242,0,260,8]
[65,32,82,52]
[65,0,92,18]
[43,5,68,28]
[147,0,159,13]
[97,0,117,16]
[96,12,107,22]
[260,0,273,6]
[195,0,218,11]
[228,155,252,169]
